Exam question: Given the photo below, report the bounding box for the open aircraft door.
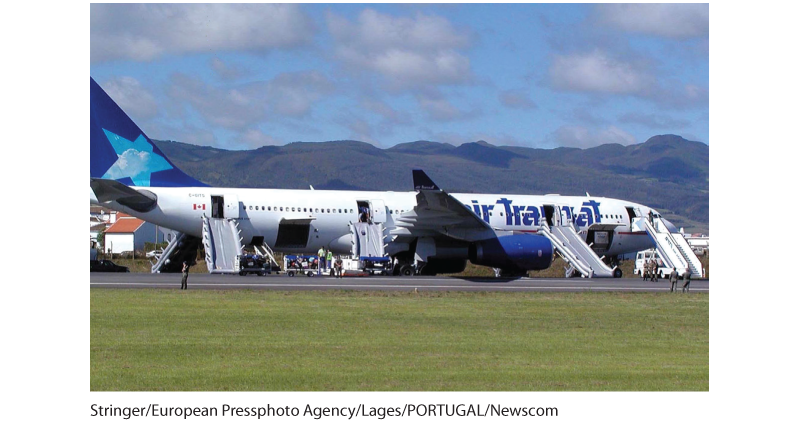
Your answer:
[224,194,240,219]
[559,205,573,226]
[370,199,387,223]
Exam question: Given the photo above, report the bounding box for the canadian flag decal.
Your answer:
[193,204,206,210]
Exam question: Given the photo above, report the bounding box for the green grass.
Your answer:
[91,289,708,391]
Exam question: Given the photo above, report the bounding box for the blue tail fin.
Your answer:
[90,77,206,187]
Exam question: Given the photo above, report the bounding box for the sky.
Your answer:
[90,3,709,151]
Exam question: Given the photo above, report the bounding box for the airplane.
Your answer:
[90,76,684,278]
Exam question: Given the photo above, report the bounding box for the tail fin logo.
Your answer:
[100,129,174,187]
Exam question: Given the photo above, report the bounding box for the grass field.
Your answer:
[91,289,708,391]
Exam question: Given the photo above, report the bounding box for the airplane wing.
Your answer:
[393,170,496,242]
[90,178,158,212]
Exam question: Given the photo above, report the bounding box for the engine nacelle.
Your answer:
[469,234,553,271]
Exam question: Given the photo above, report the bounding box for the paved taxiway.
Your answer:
[90,273,709,293]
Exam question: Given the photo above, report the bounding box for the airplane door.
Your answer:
[224,194,240,219]
[560,206,571,226]
[370,199,386,223]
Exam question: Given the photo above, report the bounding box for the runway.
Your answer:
[90,272,709,293]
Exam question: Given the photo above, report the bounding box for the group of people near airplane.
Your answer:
[642,259,692,292]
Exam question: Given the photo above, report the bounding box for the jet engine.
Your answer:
[468,234,553,271]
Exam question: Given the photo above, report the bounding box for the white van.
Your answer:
[633,249,674,279]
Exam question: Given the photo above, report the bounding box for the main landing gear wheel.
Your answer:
[613,268,623,278]
[399,265,414,276]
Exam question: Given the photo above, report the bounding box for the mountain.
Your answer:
[153,135,709,233]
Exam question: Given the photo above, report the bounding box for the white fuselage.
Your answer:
[106,186,656,257]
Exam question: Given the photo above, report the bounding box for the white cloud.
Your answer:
[550,49,655,95]
[167,74,264,130]
[549,125,637,149]
[618,112,690,130]
[415,91,478,122]
[237,129,284,148]
[499,89,537,110]
[360,98,411,125]
[210,58,246,81]
[327,8,473,89]
[104,149,154,181]
[265,72,335,118]
[167,71,334,131]
[91,4,314,62]
[102,76,158,121]
[594,4,709,39]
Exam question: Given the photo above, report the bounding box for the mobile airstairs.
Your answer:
[349,221,387,258]
[151,214,280,274]
[633,216,704,278]
[200,215,281,274]
[150,232,201,273]
[201,216,243,274]
[537,208,617,278]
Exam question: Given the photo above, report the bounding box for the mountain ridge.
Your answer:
[153,135,709,233]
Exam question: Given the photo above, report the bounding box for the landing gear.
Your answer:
[613,268,623,278]
[399,265,414,276]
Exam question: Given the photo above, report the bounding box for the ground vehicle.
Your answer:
[235,253,279,276]
[284,255,319,277]
[353,256,391,276]
[90,259,130,272]
[633,249,671,279]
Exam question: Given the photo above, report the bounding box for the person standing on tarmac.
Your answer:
[326,249,334,275]
[334,256,343,278]
[318,247,326,274]
[651,259,659,282]
[682,268,692,293]
[181,261,189,290]
[669,267,678,292]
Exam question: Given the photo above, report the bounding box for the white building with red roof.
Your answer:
[103,214,163,254]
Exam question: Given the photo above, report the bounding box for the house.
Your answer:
[103,214,164,254]
[90,206,118,243]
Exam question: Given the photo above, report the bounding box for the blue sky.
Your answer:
[90,3,709,150]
